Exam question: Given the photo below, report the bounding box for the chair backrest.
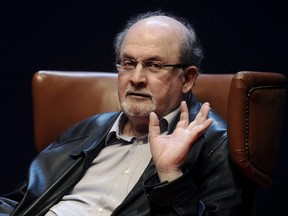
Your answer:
[32,70,287,188]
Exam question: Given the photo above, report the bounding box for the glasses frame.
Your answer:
[116,58,188,73]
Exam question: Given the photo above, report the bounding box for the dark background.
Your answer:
[1,0,287,215]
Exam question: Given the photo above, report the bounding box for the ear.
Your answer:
[182,66,198,94]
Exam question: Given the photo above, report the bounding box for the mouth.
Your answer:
[126,91,152,99]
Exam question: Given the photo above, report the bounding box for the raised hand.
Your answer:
[148,101,213,182]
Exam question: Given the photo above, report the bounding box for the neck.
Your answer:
[122,116,149,137]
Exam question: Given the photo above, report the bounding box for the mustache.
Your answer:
[125,87,153,98]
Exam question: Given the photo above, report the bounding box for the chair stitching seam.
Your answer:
[245,84,285,156]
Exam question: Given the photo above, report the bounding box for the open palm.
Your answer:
[148,101,213,182]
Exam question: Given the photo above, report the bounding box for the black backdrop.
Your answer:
[1,0,287,215]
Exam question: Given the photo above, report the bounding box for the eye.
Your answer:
[121,59,136,70]
[145,61,163,71]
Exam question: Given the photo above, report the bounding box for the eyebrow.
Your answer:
[121,53,165,62]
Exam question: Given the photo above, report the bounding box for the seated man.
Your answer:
[0,11,245,216]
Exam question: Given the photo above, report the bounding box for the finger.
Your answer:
[195,102,211,122]
[199,102,211,119]
[186,119,213,146]
[176,101,189,128]
[187,102,212,130]
[149,112,161,140]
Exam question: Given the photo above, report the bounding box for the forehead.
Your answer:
[120,16,186,61]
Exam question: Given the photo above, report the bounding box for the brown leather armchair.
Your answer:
[32,70,287,215]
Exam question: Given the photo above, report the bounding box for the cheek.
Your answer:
[117,76,128,99]
[151,78,182,104]
[151,81,183,117]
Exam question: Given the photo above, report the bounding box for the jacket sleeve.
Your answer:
[143,139,245,216]
[143,168,204,215]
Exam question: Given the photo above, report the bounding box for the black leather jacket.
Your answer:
[0,95,245,216]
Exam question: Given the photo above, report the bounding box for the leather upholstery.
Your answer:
[228,72,287,186]
[32,71,287,188]
[32,71,120,152]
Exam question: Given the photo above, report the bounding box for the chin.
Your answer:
[120,101,156,117]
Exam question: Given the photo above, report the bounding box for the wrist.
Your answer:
[158,169,183,182]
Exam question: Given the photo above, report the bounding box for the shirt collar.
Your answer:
[162,107,180,134]
[105,107,180,146]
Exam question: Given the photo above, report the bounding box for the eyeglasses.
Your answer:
[116,58,188,73]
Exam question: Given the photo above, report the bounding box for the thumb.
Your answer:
[149,112,160,140]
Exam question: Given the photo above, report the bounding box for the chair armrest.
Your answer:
[228,71,287,187]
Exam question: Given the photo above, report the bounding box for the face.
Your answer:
[117,17,190,119]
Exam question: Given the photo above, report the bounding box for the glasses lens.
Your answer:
[144,61,163,72]
[119,58,136,71]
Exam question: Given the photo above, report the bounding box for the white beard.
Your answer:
[120,100,156,117]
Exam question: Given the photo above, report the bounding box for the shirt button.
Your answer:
[124,169,130,175]
[98,207,103,213]
[138,140,143,144]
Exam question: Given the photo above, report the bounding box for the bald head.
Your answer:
[120,16,188,62]
[114,11,203,67]
[124,16,188,48]
[133,15,189,34]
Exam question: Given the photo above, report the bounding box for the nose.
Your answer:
[130,63,147,86]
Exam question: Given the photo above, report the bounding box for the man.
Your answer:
[0,11,244,215]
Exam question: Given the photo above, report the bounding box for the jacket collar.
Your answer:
[70,113,120,159]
